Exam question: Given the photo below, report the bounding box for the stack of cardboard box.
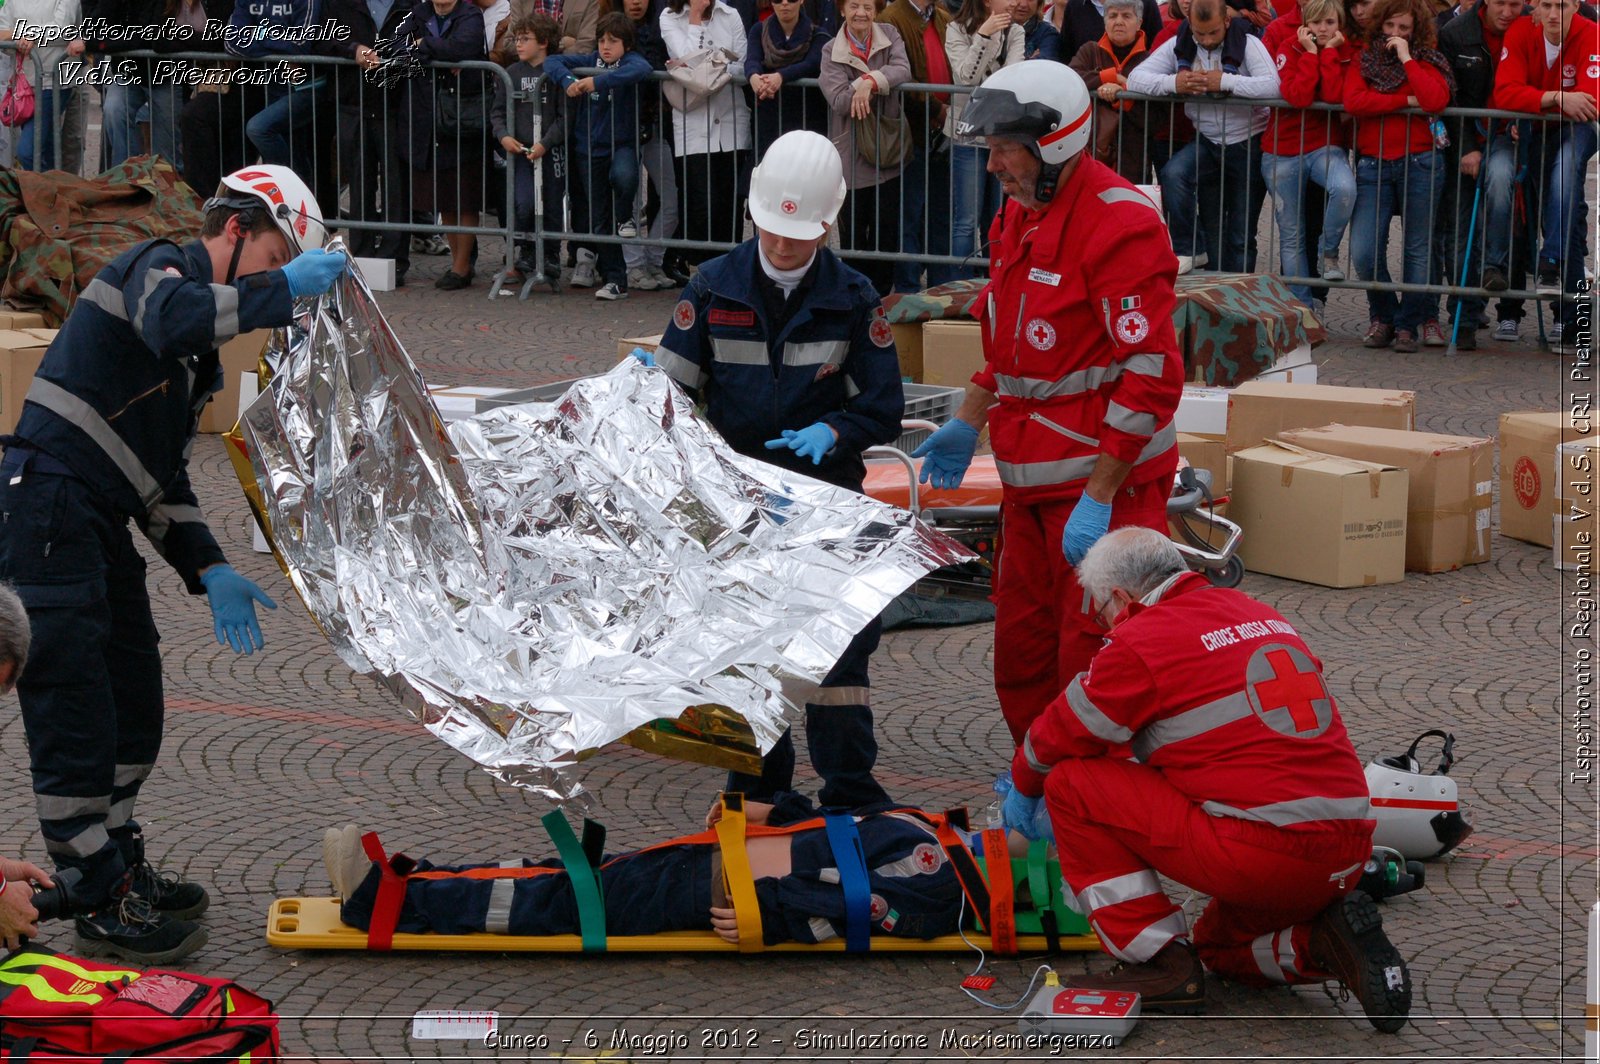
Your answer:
[0,320,54,434]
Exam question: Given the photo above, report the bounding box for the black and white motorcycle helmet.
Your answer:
[1366,730,1473,861]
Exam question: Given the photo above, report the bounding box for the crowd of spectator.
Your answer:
[0,0,1593,344]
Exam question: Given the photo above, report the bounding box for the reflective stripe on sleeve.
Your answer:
[78,278,129,321]
[210,284,241,341]
[1065,677,1134,745]
[1105,401,1157,437]
[654,346,705,390]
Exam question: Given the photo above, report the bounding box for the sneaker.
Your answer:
[1393,329,1419,353]
[1312,298,1327,326]
[1363,321,1394,348]
[617,220,638,239]
[595,282,628,301]
[125,836,208,919]
[1308,891,1412,1033]
[1063,939,1205,1013]
[1421,321,1447,347]
[1550,322,1565,345]
[1537,260,1562,294]
[434,269,471,291]
[647,264,677,290]
[628,266,664,291]
[570,254,599,289]
[412,234,449,256]
[1481,265,1509,292]
[76,894,207,965]
[1494,319,1520,342]
[322,825,373,901]
[1321,255,1344,282]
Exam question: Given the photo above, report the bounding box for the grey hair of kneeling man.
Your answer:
[0,583,28,691]
[1077,527,1188,606]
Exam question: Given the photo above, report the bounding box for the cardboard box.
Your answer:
[429,384,522,423]
[921,320,983,389]
[1277,425,1493,572]
[1225,382,1416,453]
[1177,431,1227,494]
[616,334,663,363]
[1176,386,1230,435]
[354,257,396,292]
[1500,412,1597,547]
[0,311,45,330]
[1554,437,1600,570]
[891,322,922,382]
[1230,441,1408,587]
[199,330,272,433]
[1253,341,1318,385]
[0,331,49,435]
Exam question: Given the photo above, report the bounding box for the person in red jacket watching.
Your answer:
[1261,0,1360,313]
[1343,0,1456,352]
[1494,0,1598,345]
[910,61,1184,748]
[1001,527,1413,1031]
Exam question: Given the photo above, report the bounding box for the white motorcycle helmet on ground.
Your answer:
[747,130,848,241]
[954,60,1093,203]
[1366,730,1473,861]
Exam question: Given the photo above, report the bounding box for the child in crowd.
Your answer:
[1343,0,1454,352]
[492,14,568,288]
[544,13,653,300]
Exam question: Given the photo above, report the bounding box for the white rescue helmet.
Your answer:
[205,165,327,254]
[1366,730,1473,861]
[747,131,847,241]
[956,60,1093,167]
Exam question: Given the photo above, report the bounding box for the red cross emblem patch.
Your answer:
[869,315,894,348]
[912,843,941,873]
[673,299,696,331]
[1025,318,1056,351]
[869,893,888,921]
[781,199,798,215]
[1244,643,1333,739]
[1114,311,1150,344]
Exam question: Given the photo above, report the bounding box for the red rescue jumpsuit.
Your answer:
[1012,572,1375,985]
[973,156,1184,745]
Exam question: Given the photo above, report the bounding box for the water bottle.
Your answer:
[1430,118,1450,151]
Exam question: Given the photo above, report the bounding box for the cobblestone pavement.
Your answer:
[0,241,1590,1062]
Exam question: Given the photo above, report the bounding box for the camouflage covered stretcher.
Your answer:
[882,273,1324,388]
[0,156,205,326]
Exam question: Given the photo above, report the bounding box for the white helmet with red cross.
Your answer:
[206,165,327,254]
[747,131,848,241]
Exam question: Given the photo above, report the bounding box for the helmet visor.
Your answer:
[955,88,1062,145]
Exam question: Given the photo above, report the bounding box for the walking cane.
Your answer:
[1448,179,1482,356]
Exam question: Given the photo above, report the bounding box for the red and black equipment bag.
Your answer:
[0,947,280,1061]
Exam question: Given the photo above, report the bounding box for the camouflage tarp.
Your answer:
[0,156,205,326]
[882,272,1323,388]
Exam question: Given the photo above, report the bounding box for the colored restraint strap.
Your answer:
[822,814,872,953]
[981,829,1018,955]
[361,831,411,951]
[933,811,992,924]
[713,794,765,953]
[541,810,607,952]
[1027,839,1061,953]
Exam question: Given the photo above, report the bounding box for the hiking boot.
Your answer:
[1363,321,1393,348]
[1062,939,1205,1013]
[1308,890,1412,1033]
[76,895,207,965]
[125,837,209,919]
[1481,264,1508,292]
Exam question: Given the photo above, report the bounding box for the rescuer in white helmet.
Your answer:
[642,130,906,816]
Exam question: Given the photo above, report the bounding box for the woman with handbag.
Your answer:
[944,0,1024,274]
[402,0,490,289]
[0,0,83,171]
[818,0,911,296]
[743,0,830,160]
[660,0,751,262]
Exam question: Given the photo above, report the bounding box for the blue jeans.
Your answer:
[245,81,325,167]
[1161,133,1265,272]
[1351,150,1443,332]
[1452,132,1520,324]
[950,142,1002,277]
[16,87,70,172]
[102,80,185,168]
[571,146,640,288]
[894,143,956,292]
[1529,118,1597,291]
[1261,146,1356,305]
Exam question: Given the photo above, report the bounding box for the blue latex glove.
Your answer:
[910,418,979,490]
[1062,494,1113,565]
[281,249,348,298]
[630,346,656,367]
[765,423,837,466]
[200,564,277,655]
[1001,787,1044,840]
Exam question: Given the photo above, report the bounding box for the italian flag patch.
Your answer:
[1120,296,1142,310]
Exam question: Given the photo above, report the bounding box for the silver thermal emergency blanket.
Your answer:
[225,263,974,802]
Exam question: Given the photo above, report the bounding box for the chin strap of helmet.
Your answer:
[1034,160,1065,203]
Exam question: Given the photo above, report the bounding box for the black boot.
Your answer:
[122,833,209,919]
[76,891,207,965]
